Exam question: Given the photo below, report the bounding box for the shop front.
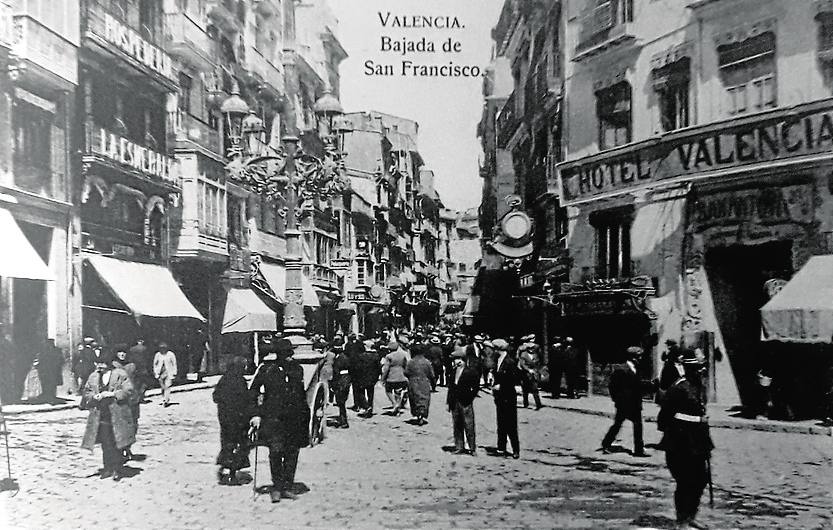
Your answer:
[559,99,833,410]
[553,282,657,397]
[80,255,205,354]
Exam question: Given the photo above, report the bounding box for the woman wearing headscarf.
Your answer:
[212,356,251,485]
[405,341,435,425]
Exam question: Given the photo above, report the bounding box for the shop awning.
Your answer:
[259,262,320,308]
[85,255,204,321]
[221,288,277,334]
[761,255,833,343]
[0,208,53,280]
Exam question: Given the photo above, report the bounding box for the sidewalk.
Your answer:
[1,375,221,416]
[541,393,833,437]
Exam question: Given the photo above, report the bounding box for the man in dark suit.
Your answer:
[249,338,311,503]
[491,339,520,459]
[447,349,480,455]
[602,346,650,457]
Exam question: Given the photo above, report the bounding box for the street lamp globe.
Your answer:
[220,81,249,147]
[313,88,343,135]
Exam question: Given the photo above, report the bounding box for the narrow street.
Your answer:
[3,386,832,529]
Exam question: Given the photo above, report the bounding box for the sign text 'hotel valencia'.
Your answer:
[558,101,833,205]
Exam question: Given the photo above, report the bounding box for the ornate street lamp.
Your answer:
[222,85,349,353]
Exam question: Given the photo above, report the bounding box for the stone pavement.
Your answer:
[2,385,832,529]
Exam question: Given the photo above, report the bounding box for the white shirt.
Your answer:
[496,351,508,373]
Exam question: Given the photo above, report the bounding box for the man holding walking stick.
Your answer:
[248,338,310,503]
[657,348,714,530]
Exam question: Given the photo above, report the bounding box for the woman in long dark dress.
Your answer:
[212,356,250,485]
[405,346,435,425]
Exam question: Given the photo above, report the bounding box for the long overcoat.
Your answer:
[405,355,434,417]
[81,368,136,450]
[250,359,311,448]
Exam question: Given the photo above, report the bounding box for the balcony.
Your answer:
[83,122,179,189]
[9,13,78,88]
[496,91,521,147]
[573,0,637,63]
[312,263,338,289]
[168,109,222,156]
[176,218,228,261]
[165,11,215,70]
[241,45,284,95]
[82,0,176,89]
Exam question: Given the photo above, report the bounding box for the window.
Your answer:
[719,32,776,115]
[591,209,632,279]
[357,259,370,285]
[139,0,159,43]
[13,99,53,195]
[260,196,279,235]
[375,262,387,285]
[228,196,245,246]
[655,59,690,132]
[459,263,467,273]
[178,73,192,114]
[820,13,833,52]
[596,82,631,149]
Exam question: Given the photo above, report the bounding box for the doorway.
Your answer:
[704,241,792,407]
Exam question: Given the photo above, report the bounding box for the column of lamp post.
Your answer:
[221,80,347,352]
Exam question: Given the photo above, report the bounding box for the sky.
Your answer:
[328,0,505,211]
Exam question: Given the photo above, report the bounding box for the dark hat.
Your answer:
[332,337,345,348]
[626,346,644,358]
[275,338,294,355]
[158,342,169,350]
[113,343,128,353]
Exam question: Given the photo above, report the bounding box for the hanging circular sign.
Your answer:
[501,211,532,240]
[370,284,385,299]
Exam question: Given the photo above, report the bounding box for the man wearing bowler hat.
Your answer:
[249,338,311,503]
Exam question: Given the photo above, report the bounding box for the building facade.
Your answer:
[0,0,79,401]
[557,0,833,411]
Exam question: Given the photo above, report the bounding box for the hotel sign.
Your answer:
[102,13,174,81]
[92,128,176,185]
[558,102,833,205]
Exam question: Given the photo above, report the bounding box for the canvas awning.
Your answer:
[0,208,53,280]
[85,255,204,321]
[221,288,277,334]
[761,255,833,343]
[259,262,320,308]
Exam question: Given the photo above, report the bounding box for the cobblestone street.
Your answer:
[2,387,832,529]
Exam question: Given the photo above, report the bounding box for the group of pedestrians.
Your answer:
[77,337,184,480]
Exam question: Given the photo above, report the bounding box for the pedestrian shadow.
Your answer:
[484,446,509,457]
[631,514,676,529]
[118,465,142,479]
[289,482,310,495]
[404,418,426,426]
[440,445,458,453]
[129,453,148,462]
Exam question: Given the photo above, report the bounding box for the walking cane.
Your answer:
[0,406,19,493]
[706,454,714,509]
[249,424,258,501]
